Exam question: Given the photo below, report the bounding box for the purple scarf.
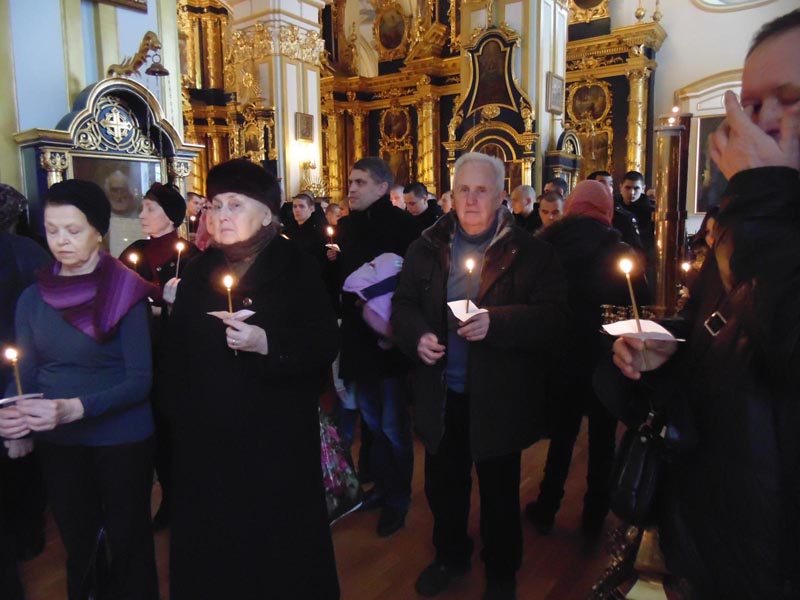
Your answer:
[37,252,157,343]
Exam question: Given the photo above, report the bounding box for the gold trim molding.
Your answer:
[567,22,666,61]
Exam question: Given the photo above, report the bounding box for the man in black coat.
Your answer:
[328,157,418,537]
[588,170,645,253]
[526,180,649,538]
[509,184,541,234]
[404,182,443,237]
[613,11,800,598]
[392,152,568,599]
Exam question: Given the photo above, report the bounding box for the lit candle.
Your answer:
[129,252,139,268]
[223,275,236,355]
[465,258,475,313]
[326,226,335,245]
[4,347,22,396]
[223,275,234,313]
[619,258,642,333]
[175,241,185,278]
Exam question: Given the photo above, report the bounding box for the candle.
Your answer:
[175,241,185,278]
[223,275,236,355]
[619,258,642,332]
[129,252,139,268]
[4,347,22,396]
[465,258,475,313]
[326,226,335,245]
[223,275,234,313]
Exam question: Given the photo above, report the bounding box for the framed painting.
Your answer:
[546,72,565,115]
[295,112,314,143]
[693,115,727,214]
[70,154,163,257]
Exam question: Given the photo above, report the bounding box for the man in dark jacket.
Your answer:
[509,184,541,234]
[587,170,644,253]
[613,10,800,598]
[404,182,443,236]
[328,157,418,538]
[526,180,649,538]
[392,152,568,599]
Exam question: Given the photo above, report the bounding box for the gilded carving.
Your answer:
[379,106,414,185]
[168,159,192,179]
[106,31,163,78]
[565,78,614,177]
[567,55,625,72]
[39,150,68,173]
[481,105,501,120]
[569,0,610,25]
[75,96,156,155]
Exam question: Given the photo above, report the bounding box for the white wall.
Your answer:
[610,0,797,118]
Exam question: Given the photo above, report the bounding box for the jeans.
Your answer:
[353,376,413,511]
[425,390,522,582]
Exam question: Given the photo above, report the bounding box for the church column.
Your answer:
[626,67,650,174]
[350,106,367,161]
[416,77,439,194]
[323,98,345,203]
[39,150,68,188]
[201,13,225,90]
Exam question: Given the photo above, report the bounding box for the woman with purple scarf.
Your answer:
[0,179,160,599]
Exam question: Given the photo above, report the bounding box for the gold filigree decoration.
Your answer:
[373,0,411,61]
[99,107,133,143]
[569,0,610,25]
[168,159,192,179]
[481,105,501,120]
[107,31,163,78]
[39,150,68,172]
[373,87,416,99]
[567,55,625,72]
[75,96,156,155]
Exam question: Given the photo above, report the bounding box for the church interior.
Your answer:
[1,0,797,598]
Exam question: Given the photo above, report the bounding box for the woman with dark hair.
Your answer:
[121,182,199,530]
[0,179,159,599]
[163,159,340,599]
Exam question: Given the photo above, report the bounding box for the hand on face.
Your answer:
[710,91,800,179]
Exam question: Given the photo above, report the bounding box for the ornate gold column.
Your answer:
[39,150,68,188]
[350,106,367,162]
[416,76,439,194]
[202,14,224,89]
[626,68,650,173]
[323,98,345,204]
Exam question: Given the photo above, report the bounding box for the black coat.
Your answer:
[392,210,568,459]
[537,215,649,368]
[656,167,800,598]
[162,236,340,600]
[335,194,418,381]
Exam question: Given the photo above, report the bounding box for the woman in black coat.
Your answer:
[162,159,340,600]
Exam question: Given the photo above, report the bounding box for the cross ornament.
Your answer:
[100,107,133,143]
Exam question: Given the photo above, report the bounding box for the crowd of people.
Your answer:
[0,9,798,600]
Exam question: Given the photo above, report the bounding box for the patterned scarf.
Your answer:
[37,252,157,343]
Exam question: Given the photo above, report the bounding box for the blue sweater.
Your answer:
[7,285,154,446]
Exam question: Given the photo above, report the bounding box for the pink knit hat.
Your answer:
[564,180,614,226]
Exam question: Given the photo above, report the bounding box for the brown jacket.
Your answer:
[391,210,568,460]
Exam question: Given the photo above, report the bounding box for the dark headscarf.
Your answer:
[45,180,111,236]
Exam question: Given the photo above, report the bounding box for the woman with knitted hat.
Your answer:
[161,159,340,599]
[0,179,160,599]
[120,182,199,532]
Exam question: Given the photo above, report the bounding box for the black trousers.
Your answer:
[38,438,159,600]
[0,460,25,600]
[538,371,617,516]
[424,390,522,582]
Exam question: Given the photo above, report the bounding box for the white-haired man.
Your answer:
[392,152,568,600]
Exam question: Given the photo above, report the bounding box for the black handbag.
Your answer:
[609,410,662,526]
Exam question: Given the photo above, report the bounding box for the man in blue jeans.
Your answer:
[327,157,418,537]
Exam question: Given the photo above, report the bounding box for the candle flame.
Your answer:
[4,347,18,362]
[466,258,475,273]
[190,215,196,222]
[619,258,633,275]
[129,253,139,265]
[176,242,185,252]
[681,261,691,273]
[223,275,234,290]
[326,226,334,237]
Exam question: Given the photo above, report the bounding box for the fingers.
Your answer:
[779,104,800,170]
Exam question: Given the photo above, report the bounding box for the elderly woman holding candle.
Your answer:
[162,158,340,600]
[0,179,159,599]
[120,182,198,530]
